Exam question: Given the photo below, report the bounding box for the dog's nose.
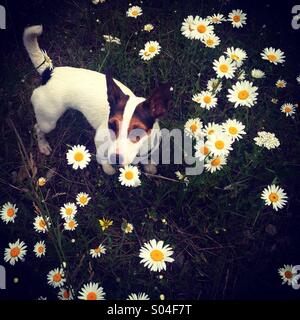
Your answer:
[110,153,124,166]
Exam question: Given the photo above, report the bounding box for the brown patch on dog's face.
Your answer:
[106,73,129,138]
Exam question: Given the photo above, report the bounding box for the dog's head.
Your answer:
[100,73,172,166]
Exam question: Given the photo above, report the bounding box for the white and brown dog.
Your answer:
[23,25,172,175]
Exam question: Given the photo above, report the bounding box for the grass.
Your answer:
[0,0,300,300]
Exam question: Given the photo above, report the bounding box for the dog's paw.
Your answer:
[144,164,157,175]
[38,141,52,156]
[102,164,116,175]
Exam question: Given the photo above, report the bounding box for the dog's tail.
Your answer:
[23,25,53,75]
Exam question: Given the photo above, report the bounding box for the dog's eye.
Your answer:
[128,128,147,143]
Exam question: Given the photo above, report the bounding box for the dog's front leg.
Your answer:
[143,163,157,175]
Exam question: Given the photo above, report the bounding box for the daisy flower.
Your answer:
[191,16,214,40]
[143,24,154,32]
[144,41,161,56]
[4,239,27,266]
[175,171,189,185]
[139,49,155,61]
[64,218,78,231]
[203,122,223,137]
[47,267,66,288]
[1,202,18,224]
[213,55,237,79]
[204,155,227,173]
[139,239,174,272]
[122,222,134,234]
[103,35,121,45]
[184,118,203,139]
[37,177,47,187]
[99,217,113,231]
[126,6,143,19]
[90,244,106,258]
[194,140,210,160]
[281,103,296,117]
[58,288,73,300]
[261,184,288,211]
[202,33,220,48]
[261,47,285,65]
[227,80,258,108]
[127,292,150,300]
[33,215,51,233]
[119,165,141,187]
[181,15,196,39]
[222,119,246,141]
[271,98,278,104]
[228,9,247,28]
[276,79,287,88]
[207,78,222,93]
[60,203,77,220]
[76,192,91,207]
[66,145,91,170]
[278,265,297,286]
[33,240,46,258]
[207,13,226,24]
[206,132,233,156]
[254,131,280,150]
[251,69,265,79]
[225,47,247,67]
[193,91,217,110]
[78,282,106,300]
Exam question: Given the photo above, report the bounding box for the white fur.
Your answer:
[23,25,158,174]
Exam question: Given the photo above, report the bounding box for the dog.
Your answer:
[23,25,172,175]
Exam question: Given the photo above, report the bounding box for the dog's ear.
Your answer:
[147,83,173,119]
[106,73,128,108]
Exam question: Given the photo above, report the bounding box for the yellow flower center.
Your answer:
[74,152,84,162]
[63,290,70,299]
[131,10,138,16]
[10,247,20,257]
[203,95,212,104]
[267,54,277,62]
[190,124,198,133]
[197,24,206,33]
[87,292,97,300]
[66,208,73,216]
[284,271,293,279]
[285,106,292,113]
[219,64,229,73]
[38,178,46,186]
[37,246,44,254]
[268,192,279,203]
[238,90,249,100]
[207,129,214,135]
[231,54,239,61]
[79,196,87,204]
[233,15,241,22]
[68,220,76,228]
[39,219,46,228]
[53,273,62,283]
[150,249,164,262]
[148,46,156,53]
[229,127,238,135]
[94,247,102,254]
[200,146,210,155]
[215,140,225,150]
[211,158,221,166]
[206,38,214,46]
[125,171,134,180]
[7,208,15,217]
